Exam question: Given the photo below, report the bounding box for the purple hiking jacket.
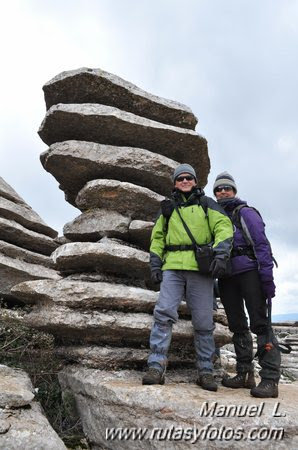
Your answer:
[219,198,274,283]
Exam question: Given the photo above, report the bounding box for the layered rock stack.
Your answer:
[4,68,298,450]
[0,177,60,302]
[274,322,298,381]
[10,68,231,371]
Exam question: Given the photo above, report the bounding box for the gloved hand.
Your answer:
[151,269,163,283]
[210,258,228,278]
[262,280,276,299]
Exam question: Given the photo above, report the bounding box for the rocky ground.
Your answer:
[59,367,298,450]
[0,365,66,449]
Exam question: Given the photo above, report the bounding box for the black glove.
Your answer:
[151,269,163,283]
[210,258,228,278]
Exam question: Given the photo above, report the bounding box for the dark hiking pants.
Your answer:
[218,269,280,381]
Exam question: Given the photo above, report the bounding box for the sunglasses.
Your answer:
[215,186,233,192]
[176,175,195,182]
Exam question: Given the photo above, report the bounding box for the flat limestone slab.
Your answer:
[41,140,177,204]
[0,195,57,238]
[43,67,197,129]
[51,240,150,279]
[59,367,298,450]
[5,306,231,348]
[11,279,227,324]
[76,179,164,221]
[64,271,148,289]
[11,279,158,313]
[55,345,195,370]
[0,176,26,204]
[0,402,66,450]
[38,104,209,185]
[63,209,131,241]
[0,217,59,256]
[0,254,60,299]
[0,365,34,408]
[0,240,53,268]
[0,365,66,449]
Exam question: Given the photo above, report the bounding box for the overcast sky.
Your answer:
[0,0,297,315]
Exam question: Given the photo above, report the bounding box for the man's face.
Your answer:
[174,172,197,192]
[214,185,236,200]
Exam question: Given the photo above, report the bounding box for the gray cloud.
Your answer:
[0,0,297,314]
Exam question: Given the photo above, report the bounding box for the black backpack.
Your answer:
[232,204,278,267]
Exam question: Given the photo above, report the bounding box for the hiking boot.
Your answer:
[250,379,278,398]
[222,371,256,389]
[196,373,218,392]
[142,368,165,385]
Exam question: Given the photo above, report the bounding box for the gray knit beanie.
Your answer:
[173,164,197,183]
[213,171,237,194]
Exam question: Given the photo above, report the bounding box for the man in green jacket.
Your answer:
[142,164,233,391]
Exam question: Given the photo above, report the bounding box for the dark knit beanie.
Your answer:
[213,171,237,194]
[173,164,197,183]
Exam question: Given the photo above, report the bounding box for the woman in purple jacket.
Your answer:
[213,172,280,398]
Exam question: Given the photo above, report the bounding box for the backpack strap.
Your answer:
[173,202,198,247]
[232,205,257,249]
[160,199,175,219]
[160,199,174,233]
[199,195,208,218]
[232,204,278,268]
[160,193,209,234]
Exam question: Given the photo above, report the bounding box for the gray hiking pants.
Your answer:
[148,270,215,374]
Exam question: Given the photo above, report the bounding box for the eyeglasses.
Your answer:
[215,186,233,192]
[176,175,195,182]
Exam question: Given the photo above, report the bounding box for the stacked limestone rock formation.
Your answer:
[10,68,231,371]
[0,177,60,302]
[6,68,298,450]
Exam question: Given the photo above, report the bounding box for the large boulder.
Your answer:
[43,67,197,129]
[40,140,177,204]
[59,367,298,450]
[38,104,209,185]
[76,179,164,220]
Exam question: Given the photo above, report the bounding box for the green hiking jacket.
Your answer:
[150,189,233,272]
